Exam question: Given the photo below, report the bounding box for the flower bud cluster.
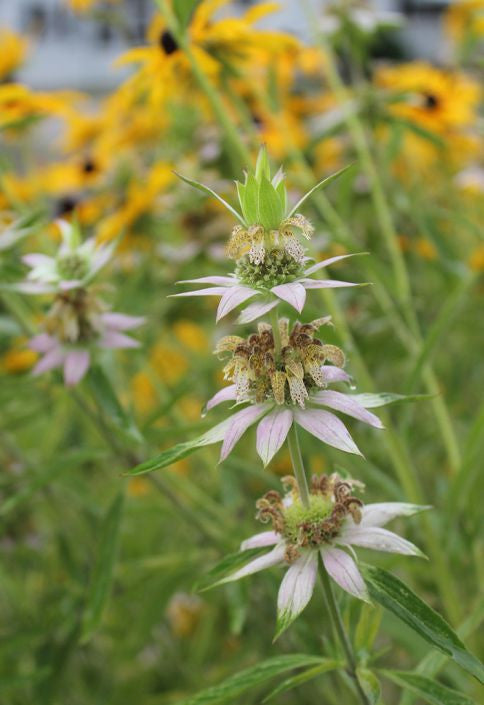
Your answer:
[256,474,363,563]
[214,317,343,407]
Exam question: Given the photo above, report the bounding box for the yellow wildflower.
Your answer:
[150,342,188,385]
[444,0,484,41]
[0,28,28,80]
[1,345,37,373]
[469,244,484,271]
[127,477,151,497]
[172,320,209,353]
[415,238,438,260]
[131,371,158,415]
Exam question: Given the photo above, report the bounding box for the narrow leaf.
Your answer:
[350,392,433,409]
[175,172,246,225]
[287,164,353,218]
[263,660,341,702]
[357,668,381,705]
[362,565,484,683]
[194,548,267,593]
[81,491,125,642]
[173,654,325,705]
[86,366,143,444]
[383,670,476,705]
[258,176,284,229]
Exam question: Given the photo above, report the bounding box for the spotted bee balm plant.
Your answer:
[128,149,484,703]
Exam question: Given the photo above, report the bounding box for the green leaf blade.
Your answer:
[287,164,354,218]
[383,670,477,705]
[175,172,246,225]
[363,565,484,683]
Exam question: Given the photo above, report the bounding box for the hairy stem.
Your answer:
[319,558,371,705]
[287,424,311,508]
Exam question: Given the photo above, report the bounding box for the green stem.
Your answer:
[319,558,371,705]
[269,306,282,356]
[287,424,311,508]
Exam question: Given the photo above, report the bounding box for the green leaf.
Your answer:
[255,145,271,182]
[81,490,125,643]
[357,668,381,705]
[242,172,259,223]
[194,548,266,592]
[258,176,284,229]
[85,366,143,445]
[173,654,325,705]
[286,164,354,218]
[262,660,341,702]
[174,172,246,225]
[275,178,287,214]
[172,0,200,29]
[350,392,433,409]
[383,670,477,705]
[124,417,232,476]
[362,565,484,683]
[355,604,382,653]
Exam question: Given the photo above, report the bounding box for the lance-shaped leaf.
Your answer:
[262,659,342,702]
[258,176,284,230]
[175,172,246,225]
[286,164,354,218]
[195,548,269,593]
[349,392,433,408]
[173,654,326,705]
[356,668,381,705]
[382,670,477,705]
[81,490,125,642]
[362,565,484,683]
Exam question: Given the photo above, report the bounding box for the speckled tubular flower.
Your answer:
[175,149,353,320]
[18,220,113,294]
[204,317,383,464]
[30,290,144,386]
[218,475,428,638]
[173,252,361,323]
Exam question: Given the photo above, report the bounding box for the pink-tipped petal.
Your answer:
[16,281,55,294]
[294,408,361,455]
[241,531,280,551]
[276,551,318,637]
[216,286,258,322]
[359,502,431,528]
[32,347,65,376]
[220,403,270,461]
[256,407,293,466]
[321,547,369,601]
[22,253,54,268]
[171,286,228,298]
[339,526,424,557]
[222,543,286,583]
[312,390,384,429]
[29,333,56,353]
[304,253,363,276]
[99,331,140,349]
[59,280,83,291]
[205,384,238,412]
[237,299,278,324]
[101,313,145,330]
[300,279,359,289]
[321,366,351,384]
[178,276,235,286]
[271,282,307,313]
[63,349,91,387]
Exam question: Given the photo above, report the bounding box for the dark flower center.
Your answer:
[55,196,78,217]
[159,30,179,55]
[82,158,97,174]
[423,92,439,110]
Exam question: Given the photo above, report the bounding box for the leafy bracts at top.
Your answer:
[176,147,352,264]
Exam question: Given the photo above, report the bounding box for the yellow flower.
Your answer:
[127,477,151,497]
[444,0,484,41]
[131,371,158,415]
[178,395,202,421]
[150,342,188,386]
[67,0,119,13]
[415,238,438,261]
[166,593,204,637]
[0,28,28,80]
[375,62,480,133]
[172,320,209,353]
[469,244,484,271]
[1,341,37,374]
[96,162,173,243]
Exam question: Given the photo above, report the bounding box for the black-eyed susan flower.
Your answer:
[0,28,29,81]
